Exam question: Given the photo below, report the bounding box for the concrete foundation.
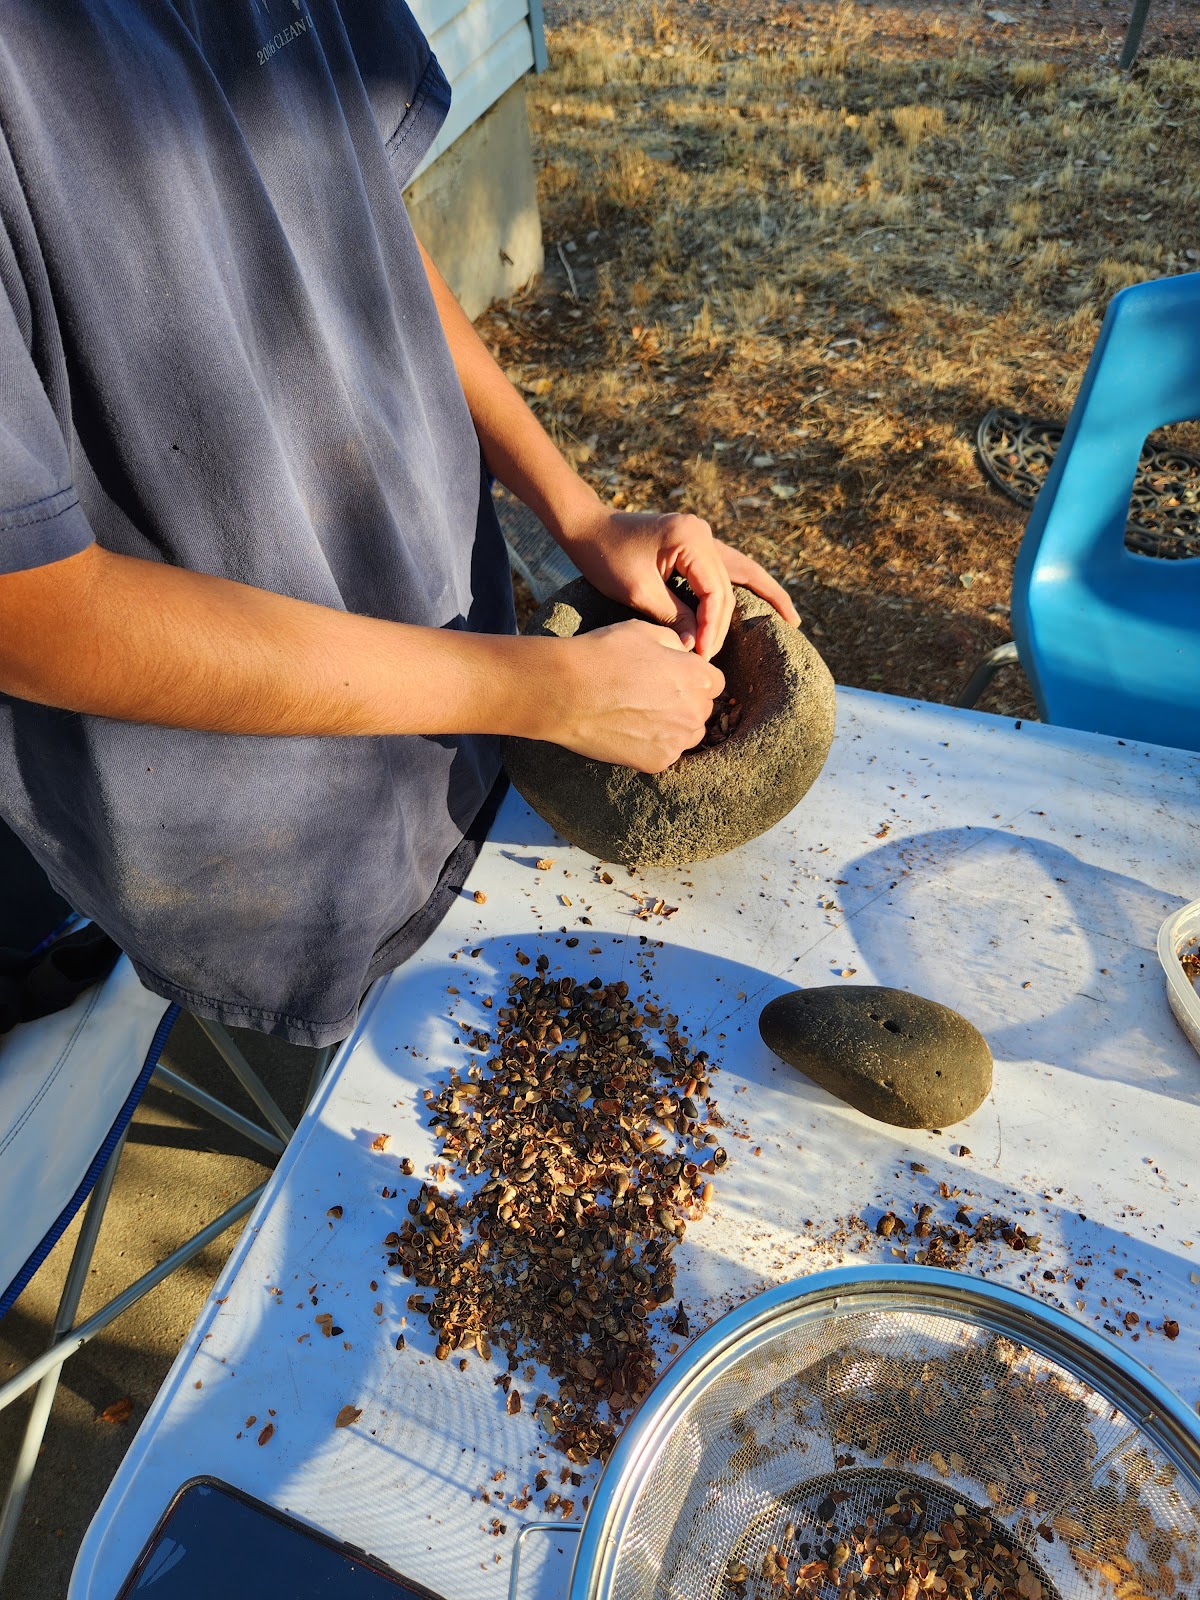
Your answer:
[405,81,544,320]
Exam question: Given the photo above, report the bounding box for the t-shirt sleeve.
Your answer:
[0,277,94,576]
[339,1,452,188]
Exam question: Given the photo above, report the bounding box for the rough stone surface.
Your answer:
[758,985,993,1129]
[502,579,837,865]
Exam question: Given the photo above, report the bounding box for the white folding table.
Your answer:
[70,688,1200,1599]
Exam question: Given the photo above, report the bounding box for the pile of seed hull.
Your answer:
[728,1490,1054,1600]
[824,1342,1096,1522]
[742,1345,1190,1599]
[388,957,724,1463]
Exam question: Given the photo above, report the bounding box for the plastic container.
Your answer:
[1158,898,1200,1058]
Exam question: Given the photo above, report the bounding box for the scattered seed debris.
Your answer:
[385,960,722,1464]
[97,1398,134,1425]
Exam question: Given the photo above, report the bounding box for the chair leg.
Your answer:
[0,1129,127,1584]
[193,1018,295,1143]
[150,1065,286,1157]
[1119,0,1153,69]
[0,1007,295,1585]
[303,1043,337,1110]
[956,641,1021,709]
[0,1183,265,1416]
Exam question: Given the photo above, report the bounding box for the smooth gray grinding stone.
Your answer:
[502,579,836,866]
[758,985,993,1128]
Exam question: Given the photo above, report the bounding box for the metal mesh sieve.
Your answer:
[568,1269,1200,1600]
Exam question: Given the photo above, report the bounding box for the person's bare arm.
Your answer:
[415,243,602,545]
[0,544,722,772]
[416,241,799,658]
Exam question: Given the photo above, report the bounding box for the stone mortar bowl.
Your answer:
[502,578,836,866]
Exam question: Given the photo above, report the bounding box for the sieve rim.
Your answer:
[565,1265,1200,1600]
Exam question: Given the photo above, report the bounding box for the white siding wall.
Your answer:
[408,0,544,180]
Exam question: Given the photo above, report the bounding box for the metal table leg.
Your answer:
[1120,0,1153,69]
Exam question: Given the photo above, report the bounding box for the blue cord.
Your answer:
[25,912,85,960]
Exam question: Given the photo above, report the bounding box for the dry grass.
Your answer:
[482,2,1200,711]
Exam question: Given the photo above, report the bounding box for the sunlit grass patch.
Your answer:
[677,453,725,522]
[729,276,788,332]
[1011,60,1057,92]
[890,103,947,149]
[491,7,1200,710]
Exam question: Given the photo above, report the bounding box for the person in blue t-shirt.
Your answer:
[0,0,799,1044]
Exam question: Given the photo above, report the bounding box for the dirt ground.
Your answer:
[485,0,1200,716]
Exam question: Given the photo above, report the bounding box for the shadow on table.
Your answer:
[77,932,801,1587]
[694,1158,1200,1413]
[86,922,1200,1595]
[836,825,1199,1108]
[481,792,1200,1107]
[363,924,1200,1447]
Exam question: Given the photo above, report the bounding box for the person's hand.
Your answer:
[558,503,801,660]
[537,621,725,773]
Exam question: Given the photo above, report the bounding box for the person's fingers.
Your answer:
[635,622,725,710]
[556,618,729,770]
[742,568,799,625]
[643,620,689,651]
[675,542,734,659]
[628,581,699,652]
[719,545,801,626]
[695,573,736,660]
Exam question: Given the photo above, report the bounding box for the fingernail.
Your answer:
[678,631,696,651]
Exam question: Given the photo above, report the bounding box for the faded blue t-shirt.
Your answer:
[0,1,515,1045]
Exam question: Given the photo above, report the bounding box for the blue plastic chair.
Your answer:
[963,272,1200,751]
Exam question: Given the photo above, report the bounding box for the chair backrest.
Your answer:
[0,960,171,1317]
[1011,271,1200,751]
